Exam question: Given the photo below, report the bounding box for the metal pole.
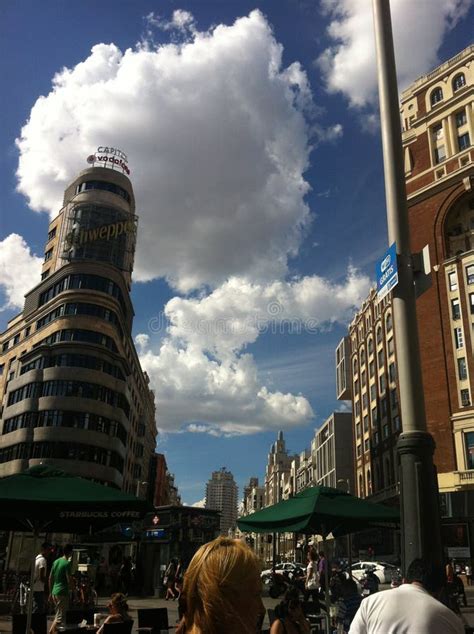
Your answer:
[371,0,442,572]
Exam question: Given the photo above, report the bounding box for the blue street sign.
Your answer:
[376,242,398,300]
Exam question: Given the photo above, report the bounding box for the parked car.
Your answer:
[261,562,305,581]
[350,561,398,584]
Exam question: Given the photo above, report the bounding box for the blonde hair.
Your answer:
[182,536,261,634]
[109,592,129,615]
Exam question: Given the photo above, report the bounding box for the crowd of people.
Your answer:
[28,536,469,634]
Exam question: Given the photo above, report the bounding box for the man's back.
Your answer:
[50,557,71,596]
[349,584,463,634]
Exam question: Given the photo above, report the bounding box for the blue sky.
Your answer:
[0,0,473,505]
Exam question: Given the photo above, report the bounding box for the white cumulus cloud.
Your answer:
[0,234,42,310]
[318,0,472,108]
[13,9,341,293]
[136,267,370,435]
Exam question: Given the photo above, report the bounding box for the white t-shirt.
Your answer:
[33,554,47,591]
[349,583,464,634]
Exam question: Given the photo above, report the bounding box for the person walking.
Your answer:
[49,544,73,634]
[304,549,319,604]
[318,551,327,598]
[33,542,51,614]
[465,562,472,586]
[348,558,464,633]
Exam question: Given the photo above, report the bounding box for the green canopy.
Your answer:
[0,464,152,532]
[237,485,399,537]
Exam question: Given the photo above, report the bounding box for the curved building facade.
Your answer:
[0,165,156,493]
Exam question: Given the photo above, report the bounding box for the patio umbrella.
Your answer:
[237,485,399,536]
[0,465,152,634]
[237,486,399,616]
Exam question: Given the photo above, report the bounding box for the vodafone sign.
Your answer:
[87,146,131,175]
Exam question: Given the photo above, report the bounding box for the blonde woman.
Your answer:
[97,593,131,634]
[176,536,265,634]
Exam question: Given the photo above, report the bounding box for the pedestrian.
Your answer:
[304,549,319,604]
[318,551,328,598]
[270,588,311,634]
[348,558,464,633]
[335,578,362,633]
[174,559,183,600]
[164,558,177,600]
[176,536,264,634]
[48,544,73,634]
[33,542,51,614]
[119,557,132,596]
[465,562,472,586]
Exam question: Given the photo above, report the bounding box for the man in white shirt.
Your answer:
[33,542,51,614]
[349,558,464,634]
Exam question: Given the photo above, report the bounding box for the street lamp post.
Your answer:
[337,479,353,576]
[371,0,443,572]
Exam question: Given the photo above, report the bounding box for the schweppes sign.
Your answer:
[65,219,136,248]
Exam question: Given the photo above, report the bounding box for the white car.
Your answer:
[350,561,398,584]
[261,562,305,581]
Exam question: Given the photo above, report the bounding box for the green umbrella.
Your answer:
[0,464,151,532]
[0,465,152,634]
[237,486,399,617]
[237,485,399,536]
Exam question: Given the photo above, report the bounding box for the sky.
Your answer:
[0,0,473,506]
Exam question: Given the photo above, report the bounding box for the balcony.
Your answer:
[367,483,399,503]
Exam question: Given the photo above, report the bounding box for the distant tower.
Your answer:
[205,467,238,535]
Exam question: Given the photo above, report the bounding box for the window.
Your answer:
[47,227,57,241]
[374,432,379,445]
[364,439,370,453]
[0,365,3,376]
[2,341,9,352]
[44,248,53,262]
[432,123,443,139]
[391,388,398,409]
[448,271,457,291]
[456,110,467,128]
[361,370,366,387]
[378,349,385,368]
[363,415,369,432]
[356,422,361,439]
[467,266,474,285]
[465,432,474,469]
[353,358,358,375]
[355,400,361,417]
[41,270,50,280]
[461,389,471,407]
[360,348,365,366]
[362,392,368,410]
[387,337,394,356]
[470,294,474,314]
[370,384,376,402]
[458,357,468,381]
[386,313,393,332]
[453,73,466,92]
[13,334,20,345]
[376,326,382,345]
[389,362,397,383]
[368,338,374,355]
[383,424,390,438]
[371,405,378,423]
[455,327,464,349]
[434,146,446,164]
[25,327,30,337]
[394,415,401,431]
[354,379,359,394]
[452,298,461,320]
[458,133,471,152]
[381,397,387,417]
[379,374,387,393]
[369,360,375,378]
[430,87,443,106]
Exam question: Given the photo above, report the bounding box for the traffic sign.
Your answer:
[376,242,398,300]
